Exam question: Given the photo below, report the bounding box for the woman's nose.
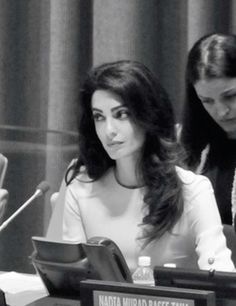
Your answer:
[216,102,230,118]
[105,118,117,137]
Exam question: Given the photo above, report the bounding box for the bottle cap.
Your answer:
[138,256,151,266]
[164,263,176,268]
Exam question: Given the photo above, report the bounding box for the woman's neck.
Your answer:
[115,157,143,188]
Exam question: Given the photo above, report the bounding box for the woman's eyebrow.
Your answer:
[221,88,236,97]
[111,105,126,112]
[92,107,102,112]
[92,105,127,113]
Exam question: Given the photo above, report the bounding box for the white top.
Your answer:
[63,166,235,272]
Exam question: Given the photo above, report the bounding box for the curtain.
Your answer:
[0,0,235,273]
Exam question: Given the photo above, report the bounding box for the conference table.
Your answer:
[2,270,236,306]
[0,271,48,306]
[0,271,83,306]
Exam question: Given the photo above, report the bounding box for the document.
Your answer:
[0,271,46,294]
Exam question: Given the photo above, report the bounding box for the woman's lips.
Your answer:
[107,141,123,147]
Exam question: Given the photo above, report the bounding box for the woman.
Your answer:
[180,33,236,226]
[63,60,234,272]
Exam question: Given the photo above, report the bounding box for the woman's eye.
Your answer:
[115,109,130,119]
[224,94,236,101]
[201,98,214,105]
[93,113,104,122]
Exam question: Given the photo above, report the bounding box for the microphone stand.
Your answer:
[0,182,50,232]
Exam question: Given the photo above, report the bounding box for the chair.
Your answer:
[0,154,8,224]
[223,224,236,267]
[0,153,8,188]
[0,189,9,224]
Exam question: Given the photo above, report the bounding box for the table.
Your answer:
[0,271,82,306]
[0,272,48,306]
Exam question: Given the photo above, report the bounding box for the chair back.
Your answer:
[0,189,9,224]
[0,154,8,188]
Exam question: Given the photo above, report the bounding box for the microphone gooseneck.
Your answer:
[0,181,50,232]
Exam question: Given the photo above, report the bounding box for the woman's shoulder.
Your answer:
[176,166,213,197]
[176,166,210,184]
[176,166,215,213]
[67,167,114,195]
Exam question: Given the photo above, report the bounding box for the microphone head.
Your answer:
[36,181,50,195]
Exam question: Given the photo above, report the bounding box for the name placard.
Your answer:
[94,290,194,306]
[80,280,215,306]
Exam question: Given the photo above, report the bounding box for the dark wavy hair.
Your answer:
[181,33,236,169]
[66,60,184,245]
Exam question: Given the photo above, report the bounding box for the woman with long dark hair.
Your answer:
[181,33,236,226]
[63,60,234,272]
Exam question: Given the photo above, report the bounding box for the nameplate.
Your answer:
[80,280,216,306]
[93,290,194,306]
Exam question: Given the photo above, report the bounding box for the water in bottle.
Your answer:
[132,256,155,286]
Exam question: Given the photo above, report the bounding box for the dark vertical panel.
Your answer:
[188,0,232,50]
[93,0,187,120]
[0,0,51,273]
[155,0,188,119]
[0,0,49,127]
[0,0,92,273]
[214,0,232,33]
[44,0,92,229]
[230,0,236,32]
[93,0,159,70]
[47,0,92,133]
[0,0,15,122]
[0,0,29,125]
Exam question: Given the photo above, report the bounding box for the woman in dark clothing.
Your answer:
[180,33,236,225]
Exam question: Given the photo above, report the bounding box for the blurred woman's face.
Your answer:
[194,77,236,138]
[91,89,145,162]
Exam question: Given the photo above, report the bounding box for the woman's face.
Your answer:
[91,89,145,162]
[194,77,236,138]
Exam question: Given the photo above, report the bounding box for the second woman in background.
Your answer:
[181,33,236,226]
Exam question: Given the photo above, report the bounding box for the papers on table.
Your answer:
[0,271,47,294]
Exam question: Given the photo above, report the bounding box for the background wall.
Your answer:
[0,0,235,273]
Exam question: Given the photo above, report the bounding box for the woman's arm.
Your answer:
[186,174,235,271]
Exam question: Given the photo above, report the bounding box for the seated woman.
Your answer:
[61,60,234,272]
[180,33,236,226]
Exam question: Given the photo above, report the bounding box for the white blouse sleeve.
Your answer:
[185,174,235,271]
[62,183,87,243]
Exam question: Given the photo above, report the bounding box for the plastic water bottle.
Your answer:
[132,256,155,286]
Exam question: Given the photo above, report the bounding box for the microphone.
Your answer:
[0,181,50,232]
